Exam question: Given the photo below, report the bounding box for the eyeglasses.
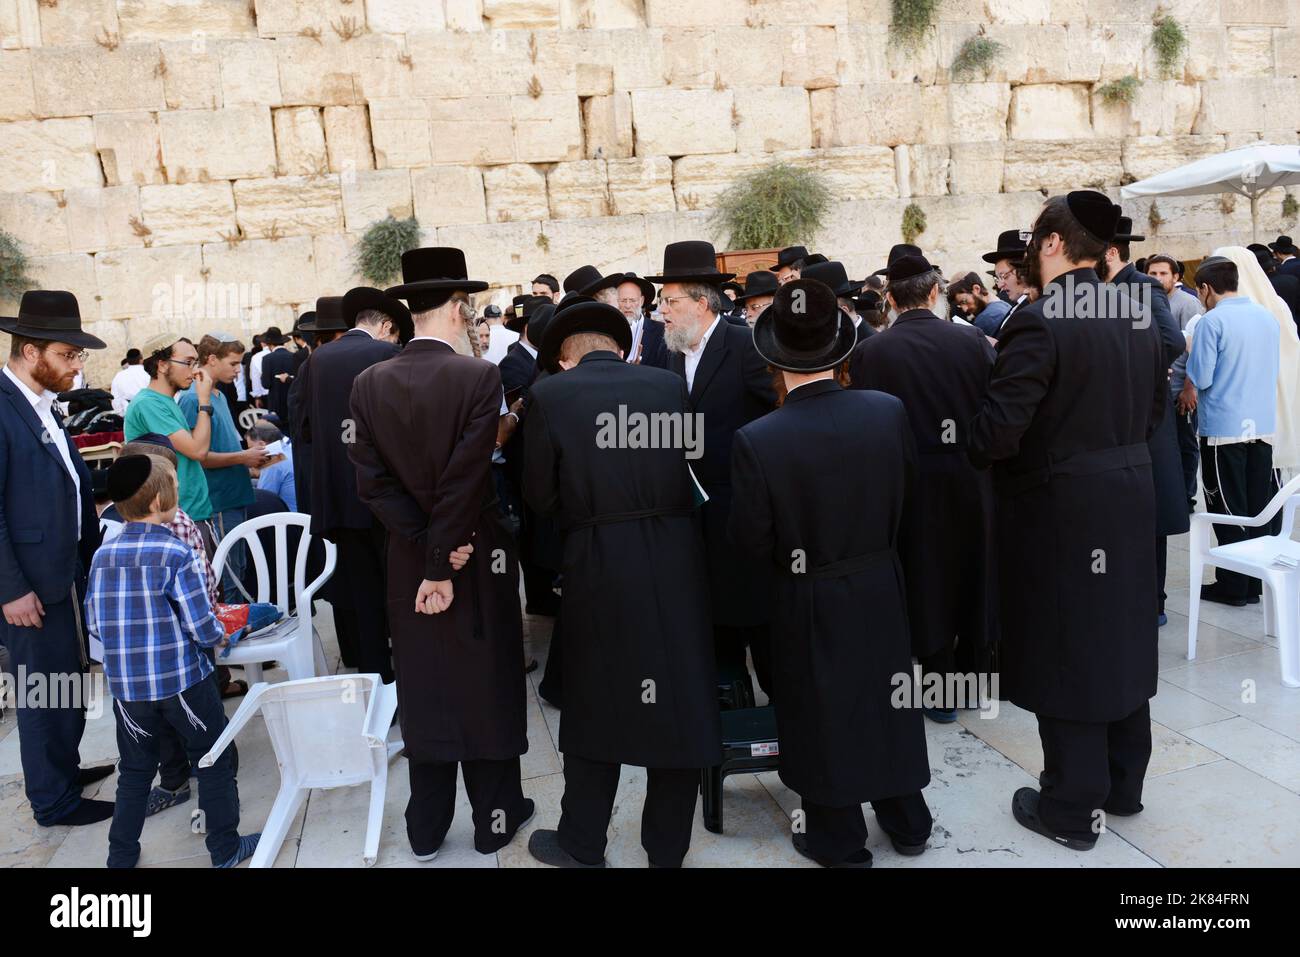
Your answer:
[661,295,701,307]
[617,297,643,306]
[47,348,89,363]
[167,357,198,369]
[994,269,1014,282]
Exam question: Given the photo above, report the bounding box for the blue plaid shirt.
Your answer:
[85,522,224,702]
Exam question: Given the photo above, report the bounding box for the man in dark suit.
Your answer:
[650,241,778,698]
[616,274,668,368]
[850,253,997,722]
[969,192,1166,851]
[259,326,295,432]
[0,291,114,827]
[731,280,932,867]
[522,299,721,868]
[1270,234,1300,279]
[349,247,531,860]
[300,286,409,683]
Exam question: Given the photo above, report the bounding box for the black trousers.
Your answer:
[1176,405,1199,504]
[406,756,529,855]
[538,605,563,709]
[917,644,990,709]
[1200,439,1274,598]
[1036,701,1151,843]
[330,525,393,682]
[1156,535,1167,616]
[557,753,700,867]
[714,623,774,702]
[802,792,933,864]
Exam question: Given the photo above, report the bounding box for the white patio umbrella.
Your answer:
[1120,142,1300,241]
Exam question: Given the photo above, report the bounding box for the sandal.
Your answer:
[221,679,249,700]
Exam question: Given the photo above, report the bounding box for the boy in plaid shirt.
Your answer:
[86,453,259,868]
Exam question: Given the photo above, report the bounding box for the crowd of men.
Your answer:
[1,188,1298,868]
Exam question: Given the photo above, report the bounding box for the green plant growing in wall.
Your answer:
[354,215,420,286]
[1148,201,1166,234]
[951,34,1004,80]
[1096,75,1140,105]
[901,203,927,244]
[0,230,34,304]
[890,0,941,51]
[1151,13,1188,78]
[1283,194,1299,221]
[709,162,831,250]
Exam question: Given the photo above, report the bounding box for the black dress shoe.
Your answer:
[792,833,873,868]
[1246,595,1260,604]
[1102,802,1144,817]
[475,798,536,854]
[1200,583,1247,607]
[890,836,928,857]
[527,828,605,868]
[1011,788,1095,851]
[48,798,114,827]
[77,764,115,787]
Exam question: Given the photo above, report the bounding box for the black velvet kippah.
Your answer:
[107,454,153,503]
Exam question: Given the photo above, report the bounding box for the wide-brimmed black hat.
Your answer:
[753,279,857,373]
[1269,234,1299,255]
[853,289,884,315]
[0,290,106,349]
[735,269,779,301]
[563,265,605,295]
[528,302,558,348]
[614,273,657,308]
[342,286,413,342]
[303,296,347,333]
[645,241,734,285]
[768,245,809,272]
[871,243,923,277]
[800,260,862,299]
[262,325,289,346]
[505,294,552,334]
[537,300,634,374]
[291,311,315,335]
[721,281,745,298]
[982,229,1028,264]
[386,247,488,310]
[887,253,937,283]
[1065,190,1120,243]
[1112,214,1146,244]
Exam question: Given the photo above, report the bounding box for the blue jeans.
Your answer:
[108,676,241,867]
[213,507,248,599]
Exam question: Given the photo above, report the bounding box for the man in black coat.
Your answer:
[969,192,1166,851]
[522,300,721,868]
[1098,215,1191,628]
[650,241,778,698]
[731,280,932,868]
[259,327,295,432]
[1270,234,1300,279]
[849,253,997,721]
[300,287,408,683]
[1252,244,1300,334]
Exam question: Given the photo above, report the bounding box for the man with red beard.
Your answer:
[0,291,115,827]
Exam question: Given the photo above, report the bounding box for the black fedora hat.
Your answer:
[537,300,634,374]
[307,296,348,332]
[886,252,937,283]
[1269,234,1299,255]
[386,247,488,307]
[768,245,809,272]
[735,269,779,301]
[342,286,414,342]
[645,241,735,285]
[871,243,923,276]
[291,311,316,334]
[982,228,1028,264]
[1112,214,1146,244]
[528,302,558,349]
[753,278,857,373]
[800,260,862,299]
[563,265,605,295]
[262,325,289,345]
[0,290,106,350]
[1065,190,1120,243]
[506,294,552,334]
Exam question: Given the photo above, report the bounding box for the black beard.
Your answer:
[1022,242,1045,291]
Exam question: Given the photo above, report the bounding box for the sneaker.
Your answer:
[412,848,440,863]
[1158,612,1168,627]
[145,784,191,817]
[218,833,261,868]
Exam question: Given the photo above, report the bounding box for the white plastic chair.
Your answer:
[1188,473,1300,687]
[198,674,401,868]
[210,512,335,685]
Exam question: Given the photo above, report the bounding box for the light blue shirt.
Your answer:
[1186,296,1280,440]
[257,442,296,511]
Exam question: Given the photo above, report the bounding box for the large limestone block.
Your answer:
[484,164,550,223]
[26,254,101,325]
[661,28,717,89]
[0,50,37,121]
[95,113,165,187]
[606,157,675,214]
[139,182,238,246]
[583,92,634,159]
[781,145,897,200]
[0,119,103,192]
[1185,26,1228,82]
[0,192,71,257]
[408,31,531,98]
[201,235,318,306]
[671,153,771,208]
[323,106,375,175]
[835,22,942,86]
[219,39,283,106]
[233,175,344,238]
[1225,129,1298,148]
[482,0,560,27]
[445,0,486,30]
[733,87,812,152]
[253,0,361,37]
[1276,28,1300,77]
[32,44,166,117]
[0,0,41,50]
[611,30,668,91]
[370,98,433,168]
[160,42,222,111]
[948,141,1006,195]
[1194,78,1300,133]
[36,0,118,46]
[277,37,360,107]
[814,83,925,148]
[1002,139,1123,191]
[435,220,549,283]
[311,233,361,299]
[274,107,328,175]
[159,107,278,182]
[1007,83,1093,140]
[559,0,644,29]
[538,214,652,277]
[365,0,446,32]
[631,89,736,157]
[779,25,839,90]
[117,0,257,40]
[643,209,714,264]
[63,185,144,254]
[547,161,612,220]
[934,83,1012,143]
[643,0,749,26]
[427,97,514,165]
[896,144,949,198]
[711,27,784,89]
[1121,135,1227,182]
[411,166,487,227]
[348,33,417,101]
[1091,81,1201,138]
[513,92,583,163]
[93,244,204,320]
[1220,0,1291,25]
[1226,28,1275,76]
[760,0,849,26]
[341,169,413,232]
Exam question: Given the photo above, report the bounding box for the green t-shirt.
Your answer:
[177,385,253,513]
[123,386,213,521]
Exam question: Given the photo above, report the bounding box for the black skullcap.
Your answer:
[107,454,154,503]
[1065,190,1121,243]
[886,253,935,283]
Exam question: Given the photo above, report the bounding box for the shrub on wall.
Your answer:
[0,230,33,304]
[951,34,1004,80]
[901,203,927,244]
[710,162,831,251]
[890,0,941,51]
[354,216,420,287]
[1152,14,1188,78]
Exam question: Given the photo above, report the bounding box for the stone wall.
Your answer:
[2,0,1298,383]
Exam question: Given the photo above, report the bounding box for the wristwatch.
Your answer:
[198,404,214,416]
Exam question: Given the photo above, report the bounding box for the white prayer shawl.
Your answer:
[1211,245,1300,471]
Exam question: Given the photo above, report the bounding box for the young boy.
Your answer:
[86,454,260,868]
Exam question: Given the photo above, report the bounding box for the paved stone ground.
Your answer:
[2,528,1298,869]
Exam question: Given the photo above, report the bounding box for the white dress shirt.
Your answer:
[4,364,81,533]
[627,316,644,363]
[110,363,150,415]
[485,324,520,365]
[249,349,268,397]
[683,315,721,392]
